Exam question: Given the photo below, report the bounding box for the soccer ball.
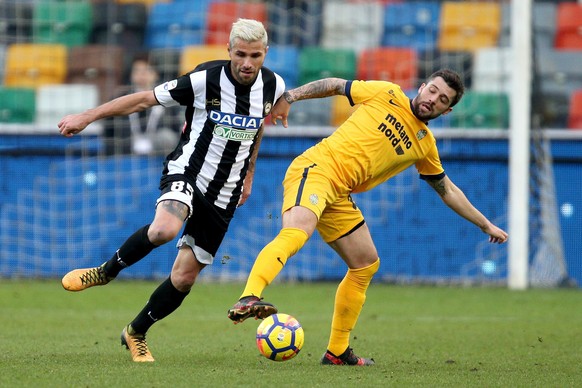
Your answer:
[256,313,304,361]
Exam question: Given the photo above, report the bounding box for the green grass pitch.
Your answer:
[1,280,581,387]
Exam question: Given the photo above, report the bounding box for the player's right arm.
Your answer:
[271,78,348,128]
[58,90,159,137]
[425,175,508,244]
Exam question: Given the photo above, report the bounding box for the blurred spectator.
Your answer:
[103,53,183,155]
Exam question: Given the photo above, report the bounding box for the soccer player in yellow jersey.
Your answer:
[228,69,509,365]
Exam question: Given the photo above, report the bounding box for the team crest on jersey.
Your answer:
[309,194,319,205]
[264,102,272,115]
[416,129,428,140]
[163,80,178,91]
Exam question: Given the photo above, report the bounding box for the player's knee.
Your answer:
[170,268,198,292]
[147,222,181,245]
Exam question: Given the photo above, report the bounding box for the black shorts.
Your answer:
[158,178,233,265]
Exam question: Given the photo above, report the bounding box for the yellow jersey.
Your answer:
[300,80,444,194]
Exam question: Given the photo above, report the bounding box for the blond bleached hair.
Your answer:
[229,18,268,48]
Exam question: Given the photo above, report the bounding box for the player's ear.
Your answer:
[441,107,453,116]
[418,83,426,94]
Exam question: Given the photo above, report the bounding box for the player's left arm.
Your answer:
[239,124,265,207]
[425,175,508,244]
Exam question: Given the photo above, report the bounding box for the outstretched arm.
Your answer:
[270,78,348,127]
[425,175,508,244]
[58,90,159,137]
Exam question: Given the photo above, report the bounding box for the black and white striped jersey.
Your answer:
[154,60,285,213]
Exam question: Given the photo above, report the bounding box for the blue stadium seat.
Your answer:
[264,45,300,89]
[145,1,211,49]
[267,0,323,47]
[382,2,441,51]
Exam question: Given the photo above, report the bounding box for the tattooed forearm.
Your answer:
[160,200,190,220]
[427,178,447,197]
[247,124,264,175]
[284,78,347,103]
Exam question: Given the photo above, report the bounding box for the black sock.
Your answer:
[130,277,189,335]
[103,224,157,277]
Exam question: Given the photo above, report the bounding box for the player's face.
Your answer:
[411,77,456,121]
[228,38,267,85]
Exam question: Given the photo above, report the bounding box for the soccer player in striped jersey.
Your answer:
[228,70,509,366]
[58,19,285,362]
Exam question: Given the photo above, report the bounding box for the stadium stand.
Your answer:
[554,2,582,50]
[205,2,267,45]
[179,45,228,76]
[266,0,323,47]
[472,47,512,95]
[382,1,441,51]
[499,2,558,49]
[0,0,33,45]
[116,0,168,6]
[320,1,384,53]
[418,49,473,89]
[66,44,124,103]
[438,1,501,52]
[567,89,582,129]
[4,43,67,88]
[149,48,181,80]
[263,45,300,89]
[286,98,333,127]
[0,87,35,123]
[298,47,356,85]
[537,48,582,97]
[35,84,100,129]
[356,47,418,90]
[541,92,570,129]
[145,0,210,49]
[449,91,510,129]
[90,1,147,55]
[0,44,5,85]
[32,0,93,47]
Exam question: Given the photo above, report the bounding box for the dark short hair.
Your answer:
[427,69,465,107]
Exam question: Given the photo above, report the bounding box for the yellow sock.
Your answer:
[327,258,380,356]
[240,227,309,299]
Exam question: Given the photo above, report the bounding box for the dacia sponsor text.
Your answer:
[209,110,262,130]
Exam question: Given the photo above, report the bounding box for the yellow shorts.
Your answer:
[281,155,365,243]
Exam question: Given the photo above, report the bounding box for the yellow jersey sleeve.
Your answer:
[415,138,445,178]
